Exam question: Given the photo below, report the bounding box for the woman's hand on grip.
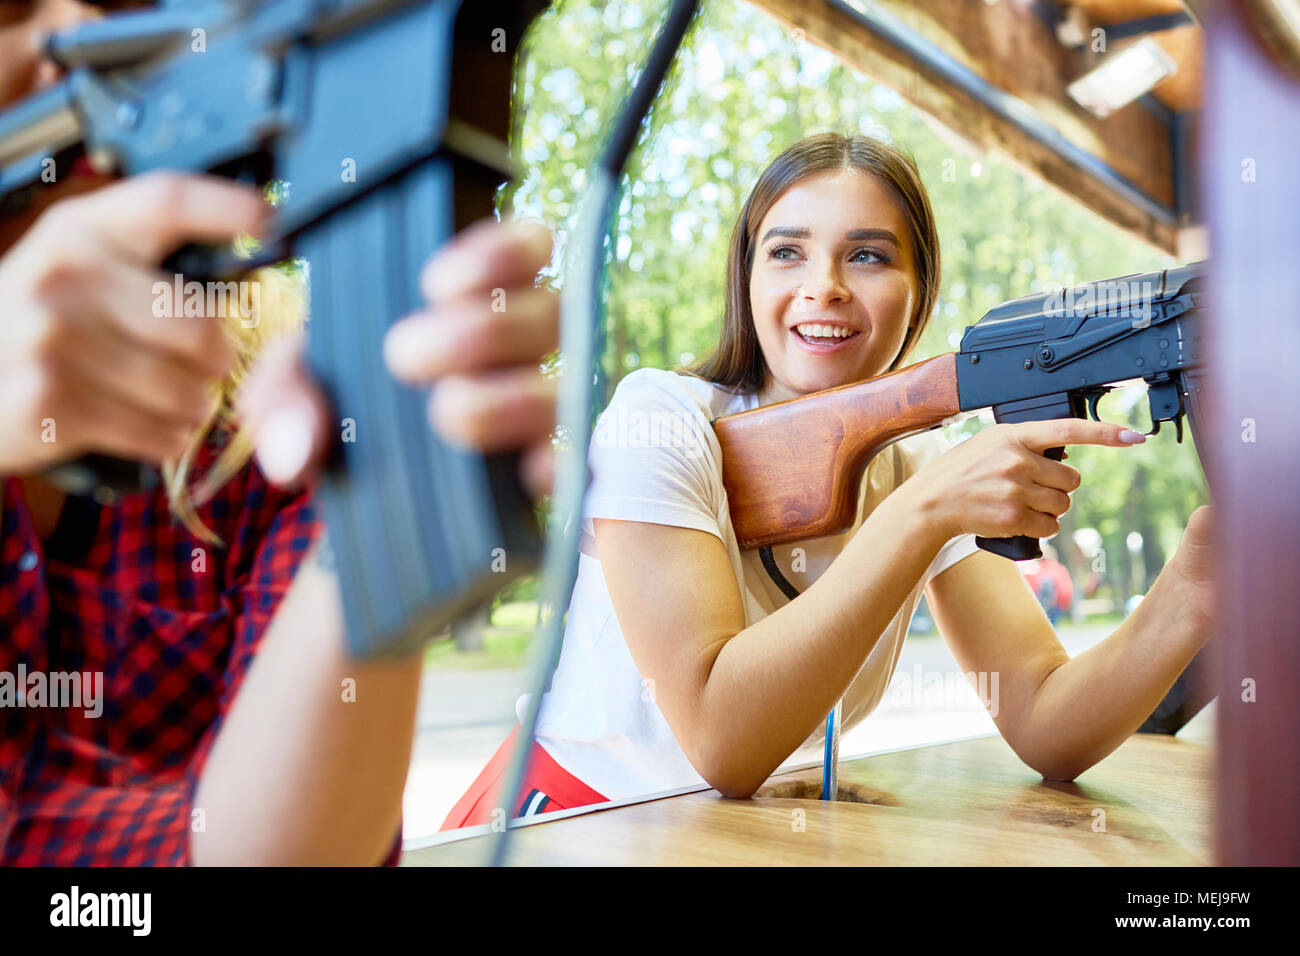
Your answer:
[907,419,1147,542]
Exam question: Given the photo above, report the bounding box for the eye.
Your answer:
[766,245,800,261]
[850,247,889,264]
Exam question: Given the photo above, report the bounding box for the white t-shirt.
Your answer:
[520,367,979,800]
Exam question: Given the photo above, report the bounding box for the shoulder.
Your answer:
[594,369,737,460]
[586,370,733,524]
[195,425,320,575]
[605,368,739,419]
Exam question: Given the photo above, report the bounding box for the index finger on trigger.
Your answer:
[420,218,553,304]
[1016,417,1146,453]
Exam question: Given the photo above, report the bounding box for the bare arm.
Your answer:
[190,541,423,866]
[595,479,950,799]
[598,417,1143,798]
[926,508,1214,781]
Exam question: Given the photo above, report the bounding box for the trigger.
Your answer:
[1086,386,1113,423]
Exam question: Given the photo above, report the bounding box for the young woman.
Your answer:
[0,0,558,864]
[443,132,1214,827]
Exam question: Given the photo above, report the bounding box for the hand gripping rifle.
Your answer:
[716,261,1209,560]
[0,0,551,658]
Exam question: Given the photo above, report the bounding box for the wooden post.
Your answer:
[1203,0,1300,866]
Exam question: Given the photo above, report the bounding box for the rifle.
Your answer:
[0,0,551,658]
[715,262,1208,560]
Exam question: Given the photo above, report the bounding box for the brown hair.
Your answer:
[688,132,941,392]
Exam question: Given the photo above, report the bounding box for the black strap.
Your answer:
[43,492,102,565]
[759,545,802,600]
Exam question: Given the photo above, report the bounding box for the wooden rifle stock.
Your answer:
[715,353,960,550]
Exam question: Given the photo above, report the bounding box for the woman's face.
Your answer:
[749,168,919,402]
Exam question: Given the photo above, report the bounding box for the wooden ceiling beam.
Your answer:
[747,0,1193,254]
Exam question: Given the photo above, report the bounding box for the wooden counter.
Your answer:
[403,731,1213,866]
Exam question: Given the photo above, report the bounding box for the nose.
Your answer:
[796,256,851,312]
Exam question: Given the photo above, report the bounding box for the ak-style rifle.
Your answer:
[716,262,1208,561]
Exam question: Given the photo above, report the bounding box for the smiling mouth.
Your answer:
[793,323,860,346]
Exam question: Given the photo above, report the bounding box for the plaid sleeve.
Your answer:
[161,471,322,865]
[0,466,320,866]
[3,460,406,866]
[173,470,404,866]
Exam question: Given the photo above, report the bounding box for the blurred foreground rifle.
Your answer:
[0,0,550,657]
[716,262,1209,561]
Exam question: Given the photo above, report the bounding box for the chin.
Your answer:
[788,361,870,395]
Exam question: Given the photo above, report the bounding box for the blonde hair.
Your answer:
[164,261,307,545]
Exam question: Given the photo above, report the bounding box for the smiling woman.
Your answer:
[440,134,980,827]
[441,129,1212,829]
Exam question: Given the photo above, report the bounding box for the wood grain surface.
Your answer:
[715,353,960,550]
[404,732,1212,866]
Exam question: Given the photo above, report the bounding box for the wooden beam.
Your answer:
[746,0,1183,253]
[1204,0,1300,867]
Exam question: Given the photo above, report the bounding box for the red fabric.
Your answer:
[0,428,401,866]
[1020,558,1073,612]
[1048,560,1074,609]
[440,724,608,830]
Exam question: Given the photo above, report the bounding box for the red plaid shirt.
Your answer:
[0,429,401,865]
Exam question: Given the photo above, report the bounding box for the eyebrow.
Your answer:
[759,226,902,247]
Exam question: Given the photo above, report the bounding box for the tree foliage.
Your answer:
[509,0,1208,596]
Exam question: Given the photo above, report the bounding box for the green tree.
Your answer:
[511,0,1207,601]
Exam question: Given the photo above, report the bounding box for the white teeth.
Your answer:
[795,323,856,339]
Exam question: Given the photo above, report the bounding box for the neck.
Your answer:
[757,377,803,407]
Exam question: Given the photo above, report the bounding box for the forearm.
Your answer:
[694,483,950,796]
[191,545,424,865]
[1017,561,1211,780]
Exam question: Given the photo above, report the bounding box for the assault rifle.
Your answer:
[716,262,1208,561]
[0,0,551,657]
[719,263,1212,757]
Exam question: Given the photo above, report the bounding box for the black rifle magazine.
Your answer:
[301,153,542,659]
[296,0,548,659]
